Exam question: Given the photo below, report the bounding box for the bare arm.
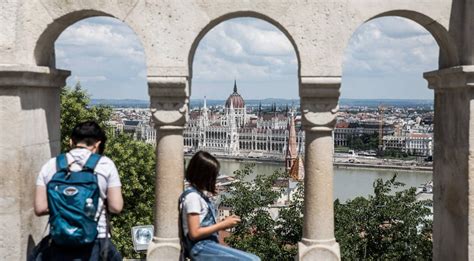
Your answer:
[187,214,240,241]
[34,186,49,216]
[107,187,123,214]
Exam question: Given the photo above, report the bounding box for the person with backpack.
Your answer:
[179,151,260,260]
[33,121,123,260]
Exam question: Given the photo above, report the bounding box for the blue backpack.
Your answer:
[46,153,102,246]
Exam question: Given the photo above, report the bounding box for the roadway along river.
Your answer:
[189,158,432,203]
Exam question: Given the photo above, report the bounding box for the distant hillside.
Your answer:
[91,99,149,108]
[339,99,433,108]
[91,98,433,108]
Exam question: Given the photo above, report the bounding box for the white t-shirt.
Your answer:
[181,191,211,236]
[36,148,122,238]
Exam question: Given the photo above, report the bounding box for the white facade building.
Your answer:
[183,82,304,158]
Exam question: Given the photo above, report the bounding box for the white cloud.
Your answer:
[343,17,439,76]
[55,18,145,63]
[193,18,297,85]
[56,17,148,99]
[341,17,437,99]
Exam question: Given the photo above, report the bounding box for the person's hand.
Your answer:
[222,215,241,229]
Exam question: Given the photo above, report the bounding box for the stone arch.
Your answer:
[363,10,459,68]
[34,10,146,68]
[187,11,301,79]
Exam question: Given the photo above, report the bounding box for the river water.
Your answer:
[214,158,432,202]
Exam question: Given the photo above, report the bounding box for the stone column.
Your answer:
[146,76,188,260]
[0,65,69,260]
[298,76,341,261]
[424,66,474,261]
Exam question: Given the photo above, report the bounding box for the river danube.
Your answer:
[214,158,432,202]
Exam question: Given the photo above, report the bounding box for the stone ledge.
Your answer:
[0,65,70,88]
[299,76,341,98]
[148,76,189,98]
[424,65,474,90]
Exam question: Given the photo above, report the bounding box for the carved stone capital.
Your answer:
[424,66,474,92]
[0,65,70,88]
[299,77,340,131]
[148,76,189,129]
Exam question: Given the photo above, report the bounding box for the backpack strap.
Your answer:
[83,153,102,172]
[179,187,198,204]
[179,187,217,224]
[197,191,217,223]
[56,154,69,172]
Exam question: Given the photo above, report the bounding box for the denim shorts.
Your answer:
[190,239,260,261]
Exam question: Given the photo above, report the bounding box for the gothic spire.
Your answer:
[258,102,262,117]
[233,79,237,93]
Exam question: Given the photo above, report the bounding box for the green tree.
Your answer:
[60,82,112,151]
[347,133,379,151]
[221,165,295,260]
[335,176,432,260]
[223,167,432,260]
[107,133,156,259]
[275,182,304,254]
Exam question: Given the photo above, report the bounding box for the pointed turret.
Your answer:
[286,114,297,172]
[225,79,245,109]
[202,96,209,127]
[258,102,262,118]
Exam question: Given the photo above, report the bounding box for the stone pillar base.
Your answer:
[146,237,181,261]
[298,238,340,261]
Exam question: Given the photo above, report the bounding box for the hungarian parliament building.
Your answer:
[184,82,304,160]
[135,81,305,163]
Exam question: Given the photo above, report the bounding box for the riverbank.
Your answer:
[185,153,433,173]
[334,162,432,172]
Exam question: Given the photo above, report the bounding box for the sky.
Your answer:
[55,16,438,100]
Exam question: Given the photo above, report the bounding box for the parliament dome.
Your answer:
[225,80,245,109]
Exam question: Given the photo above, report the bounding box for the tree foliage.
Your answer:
[347,133,379,151]
[383,148,410,159]
[221,165,297,260]
[274,182,304,252]
[223,167,432,261]
[335,176,432,260]
[60,82,112,151]
[107,133,156,259]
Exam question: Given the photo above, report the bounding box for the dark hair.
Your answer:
[70,121,107,154]
[186,151,220,194]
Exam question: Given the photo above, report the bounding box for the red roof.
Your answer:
[336,121,349,128]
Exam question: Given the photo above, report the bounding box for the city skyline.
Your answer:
[56,16,438,100]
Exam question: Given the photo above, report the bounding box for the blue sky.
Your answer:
[55,16,438,100]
